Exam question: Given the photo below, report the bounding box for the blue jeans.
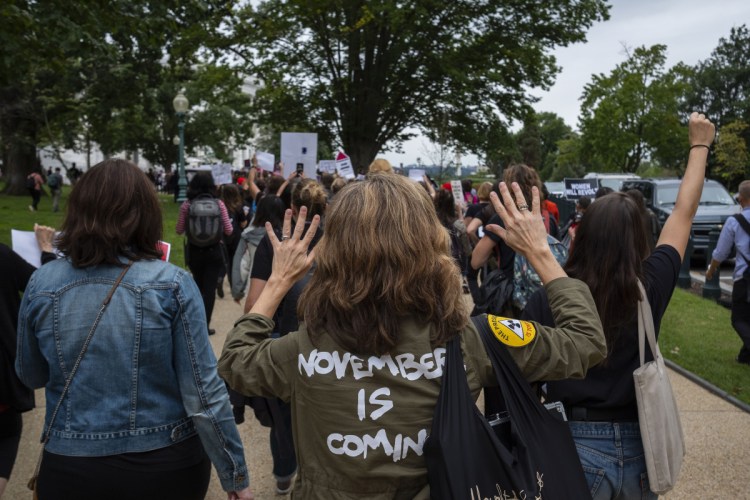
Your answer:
[568,421,657,500]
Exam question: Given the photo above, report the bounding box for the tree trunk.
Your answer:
[344,140,379,176]
[1,90,39,195]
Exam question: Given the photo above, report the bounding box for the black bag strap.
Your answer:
[734,213,750,236]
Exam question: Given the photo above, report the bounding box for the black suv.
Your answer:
[621,178,739,260]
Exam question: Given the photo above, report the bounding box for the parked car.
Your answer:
[621,178,739,260]
[583,172,641,192]
[544,181,565,197]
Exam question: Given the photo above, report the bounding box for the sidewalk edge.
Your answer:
[665,358,750,414]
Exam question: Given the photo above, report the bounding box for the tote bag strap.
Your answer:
[637,280,660,367]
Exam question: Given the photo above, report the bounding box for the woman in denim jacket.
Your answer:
[16,159,253,500]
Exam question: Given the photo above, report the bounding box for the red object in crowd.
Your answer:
[237,177,246,185]
[544,199,560,223]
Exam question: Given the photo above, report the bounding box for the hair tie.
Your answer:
[690,144,711,151]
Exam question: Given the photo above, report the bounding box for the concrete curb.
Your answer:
[665,358,750,414]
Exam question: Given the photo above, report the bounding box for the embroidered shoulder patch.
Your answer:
[487,315,536,347]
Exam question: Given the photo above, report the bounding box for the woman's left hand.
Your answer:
[266,207,319,288]
[486,182,566,284]
[485,182,548,257]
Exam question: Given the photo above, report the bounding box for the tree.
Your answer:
[476,116,520,180]
[686,25,750,129]
[536,112,573,180]
[578,45,688,173]
[516,113,542,169]
[714,120,749,190]
[550,132,585,180]
[0,1,244,194]
[229,0,609,168]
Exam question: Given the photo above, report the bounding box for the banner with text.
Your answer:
[563,178,598,200]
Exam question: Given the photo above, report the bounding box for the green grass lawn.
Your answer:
[2,187,749,404]
[660,288,750,404]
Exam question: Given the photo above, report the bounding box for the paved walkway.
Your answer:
[7,282,750,499]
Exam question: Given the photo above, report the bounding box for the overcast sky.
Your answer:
[384,0,750,168]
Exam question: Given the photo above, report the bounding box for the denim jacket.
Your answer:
[16,257,249,492]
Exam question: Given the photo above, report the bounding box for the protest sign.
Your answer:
[211,163,233,185]
[336,151,356,179]
[255,151,275,171]
[564,178,598,200]
[408,169,425,182]
[281,132,318,178]
[450,180,465,208]
[318,160,337,174]
[11,230,46,268]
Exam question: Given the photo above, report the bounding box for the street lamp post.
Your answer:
[172,89,190,202]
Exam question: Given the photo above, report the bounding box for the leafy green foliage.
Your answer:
[686,25,750,130]
[579,45,689,173]
[0,1,252,195]
[230,0,609,168]
[714,121,750,190]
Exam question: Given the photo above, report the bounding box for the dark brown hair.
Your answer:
[564,192,651,351]
[218,183,243,216]
[299,173,468,355]
[57,159,163,267]
[502,163,542,208]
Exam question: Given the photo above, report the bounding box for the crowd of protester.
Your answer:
[1,113,724,499]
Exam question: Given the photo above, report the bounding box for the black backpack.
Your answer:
[187,194,223,247]
[25,175,36,189]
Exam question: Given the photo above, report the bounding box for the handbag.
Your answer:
[633,280,685,494]
[424,315,591,499]
[27,262,132,498]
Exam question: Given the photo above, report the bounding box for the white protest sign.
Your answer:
[211,163,233,185]
[318,160,337,174]
[335,151,355,179]
[281,132,318,179]
[12,230,44,268]
[450,180,464,207]
[11,229,63,268]
[408,169,425,182]
[255,151,275,171]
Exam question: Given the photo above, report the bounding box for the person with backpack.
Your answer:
[706,179,750,366]
[176,172,233,334]
[470,165,562,317]
[26,170,44,212]
[47,167,64,212]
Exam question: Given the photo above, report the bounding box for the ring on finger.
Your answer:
[281,234,291,241]
[517,204,529,211]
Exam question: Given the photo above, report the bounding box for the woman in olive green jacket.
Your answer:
[219,173,605,499]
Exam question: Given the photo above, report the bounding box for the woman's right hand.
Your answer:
[688,111,716,148]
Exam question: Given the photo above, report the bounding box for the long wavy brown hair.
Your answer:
[299,173,468,355]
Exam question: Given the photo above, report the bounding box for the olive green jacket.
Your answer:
[218,277,605,499]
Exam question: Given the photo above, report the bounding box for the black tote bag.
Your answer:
[424,315,591,499]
